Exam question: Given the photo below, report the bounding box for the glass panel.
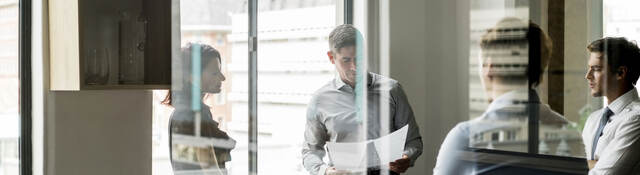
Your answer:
[604,0,640,40]
[152,90,172,175]
[604,0,640,95]
[468,0,586,158]
[255,0,337,174]
[286,1,425,175]
[437,0,598,174]
[469,0,533,154]
[0,0,19,174]
[153,0,248,174]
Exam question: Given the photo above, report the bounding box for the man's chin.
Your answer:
[590,90,602,97]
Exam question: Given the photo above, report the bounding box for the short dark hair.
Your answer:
[182,42,221,63]
[328,24,361,53]
[480,18,553,87]
[587,37,640,85]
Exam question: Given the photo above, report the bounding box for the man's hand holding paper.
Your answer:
[326,125,409,172]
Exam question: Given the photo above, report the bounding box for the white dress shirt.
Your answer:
[302,72,423,175]
[582,88,640,175]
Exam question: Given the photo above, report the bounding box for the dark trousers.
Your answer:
[367,169,400,175]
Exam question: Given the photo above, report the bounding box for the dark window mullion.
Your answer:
[344,0,353,24]
[248,0,258,174]
[19,0,32,174]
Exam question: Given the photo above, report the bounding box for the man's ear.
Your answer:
[616,66,628,80]
[327,51,335,64]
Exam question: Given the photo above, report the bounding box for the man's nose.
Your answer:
[349,61,357,71]
[585,70,592,80]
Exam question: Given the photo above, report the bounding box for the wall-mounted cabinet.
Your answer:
[49,0,171,90]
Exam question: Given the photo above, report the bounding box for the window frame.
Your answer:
[244,0,351,174]
[19,0,33,174]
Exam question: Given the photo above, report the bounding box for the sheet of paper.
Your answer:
[373,124,408,165]
[326,141,368,171]
[326,124,409,171]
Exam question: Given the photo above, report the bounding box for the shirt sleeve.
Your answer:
[590,113,640,175]
[302,98,330,175]
[433,123,471,175]
[391,83,423,165]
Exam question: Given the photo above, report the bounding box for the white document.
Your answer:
[373,124,408,164]
[326,141,369,171]
[325,125,409,171]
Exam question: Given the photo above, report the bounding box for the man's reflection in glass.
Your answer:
[164,43,235,175]
[434,18,583,174]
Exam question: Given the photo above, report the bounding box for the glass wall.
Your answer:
[604,0,640,91]
[155,1,417,175]
[148,0,640,174]
[467,0,585,157]
[468,0,533,154]
[153,0,247,175]
[255,0,337,174]
[0,0,19,174]
[154,1,344,174]
[434,0,612,174]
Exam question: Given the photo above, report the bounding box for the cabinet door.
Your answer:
[49,0,81,90]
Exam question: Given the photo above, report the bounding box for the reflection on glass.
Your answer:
[473,18,582,156]
[152,1,247,174]
[434,17,584,174]
[302,24,423,175]
[167,43,235,175]
[255,0,340,174]
[604,0,640,95]
[152,0,248,175]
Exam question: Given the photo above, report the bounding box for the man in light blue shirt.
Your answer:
[302,24,423,175]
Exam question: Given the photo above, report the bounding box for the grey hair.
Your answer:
[328,24,360,53]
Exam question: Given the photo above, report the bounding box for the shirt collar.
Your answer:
[485,89,540,113]
[333,72,374,90]
[333,75,349,90]
[607,87,639,115]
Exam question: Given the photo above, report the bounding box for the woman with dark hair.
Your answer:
[163,43,235,174]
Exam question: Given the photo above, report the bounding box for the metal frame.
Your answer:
[19,0,32,174]
[344,0,353,24]
[243,0,354,174]
[527,90,539,154]
[248,0,258,174]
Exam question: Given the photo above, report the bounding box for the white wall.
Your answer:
[389,0,470,174]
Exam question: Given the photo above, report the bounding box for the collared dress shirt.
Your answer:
[302,72,423,175]
[434,89,583,175]
[582,88,640,175]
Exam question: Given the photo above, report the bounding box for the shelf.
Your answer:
[49,0,171,91]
